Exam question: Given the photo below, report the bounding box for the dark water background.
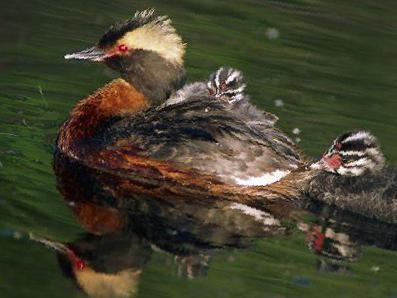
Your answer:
[1,0,397,297]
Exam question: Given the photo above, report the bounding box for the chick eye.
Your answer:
[118,44,128,52]
[335,142,342,150]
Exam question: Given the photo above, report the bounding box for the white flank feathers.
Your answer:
[229,203,280,226]
[233,169,290,186]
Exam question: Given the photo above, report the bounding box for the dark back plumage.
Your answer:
[100,95,303,185]
[168,66,281,127]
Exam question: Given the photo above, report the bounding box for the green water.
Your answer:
[1,0,397,297]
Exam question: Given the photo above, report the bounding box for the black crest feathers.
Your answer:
[98,9,169,48]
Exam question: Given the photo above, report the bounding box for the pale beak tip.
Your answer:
[63,47,105,62]
[309,159,324,170]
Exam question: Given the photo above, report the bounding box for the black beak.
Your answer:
[64,46,106,62]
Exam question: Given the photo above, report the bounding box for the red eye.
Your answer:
[118,44,128,52]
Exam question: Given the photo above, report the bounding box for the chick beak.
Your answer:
[309,159,325,170]
[65,46,106,62]
[310,154,341,173]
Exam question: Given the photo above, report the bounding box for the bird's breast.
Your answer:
[57,78,149,159]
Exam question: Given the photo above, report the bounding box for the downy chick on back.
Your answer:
[207,67,279,128]
[166,67,280,129]
[164,67,298,168]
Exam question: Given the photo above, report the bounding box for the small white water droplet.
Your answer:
[266,28,280,40]
[292,128,301,135]
[274,99,284,107]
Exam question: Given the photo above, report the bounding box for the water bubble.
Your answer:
[292,128,301,135]
[274,99,284,107]
[13,231,22,239]
[293,276,310,287]
[266,28,280,40]
[22,119,28,126]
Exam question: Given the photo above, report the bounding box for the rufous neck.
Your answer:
[57,79,149,158]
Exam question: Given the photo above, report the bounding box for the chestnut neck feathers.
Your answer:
[57,79,149,157]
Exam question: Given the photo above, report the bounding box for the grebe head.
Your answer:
[65,9,185,66]
[65,9,186,103]
[311,131,385,176]
[207,67,246,104]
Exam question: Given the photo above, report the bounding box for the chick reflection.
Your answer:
[53,152,285,297]
[301,199,397,272]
